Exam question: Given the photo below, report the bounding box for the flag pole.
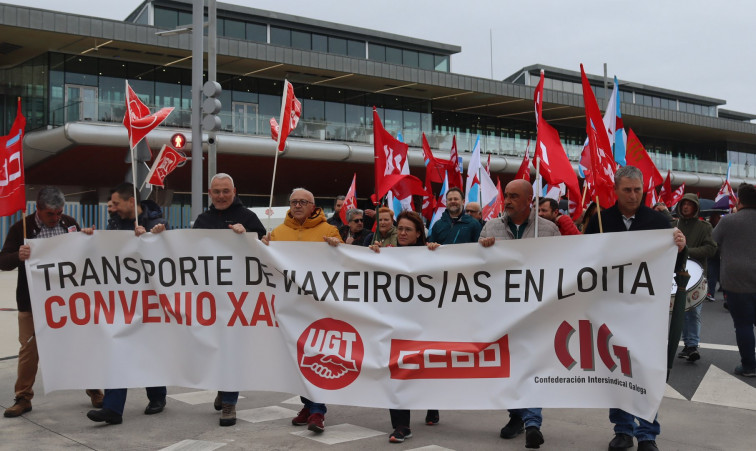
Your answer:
[535,156,541,238]
[266,80,289,231]
[130,144,139,229]
[596,195,603,233]
[18,96,27,240]
[581,181,589,207]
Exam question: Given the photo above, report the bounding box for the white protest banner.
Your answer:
[26,229,676,420]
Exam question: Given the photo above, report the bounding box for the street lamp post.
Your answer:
[191,0,204,222]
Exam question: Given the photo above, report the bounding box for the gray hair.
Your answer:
[36,186,65,210]
[346,208,364,222]
[614,165,643,186]
[210,173,234,186]
[290,187,314,202]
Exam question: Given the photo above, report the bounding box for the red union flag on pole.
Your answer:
[340,173,358,225]
[534,70,582,220]
[581,64,617,208]
[514,142,531,182]
[270,80,302,152]
[144,145,187,188]
[123,81,174,150]
[669,183,686,208]
[625,129,663,192]
[0,98,26,217]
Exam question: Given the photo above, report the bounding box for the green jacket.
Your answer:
[676,193,717,271]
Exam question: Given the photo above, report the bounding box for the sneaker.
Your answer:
[307,412,325,433]
[608,433,634,450]
[425,409,439,425]
[706,294,716,302]
[734,365,756,377]
[87,408,123,424]
[638,440,659,451]
[219,403,236,427]
[144,398,166,415]
[292,407,310,426]
[678,346,700,361]
[500,415,525,439]
[3,398,31,418]
[525,426,544,449]
[213,392,222,411]
[389,427,413,443]
[86,389,104,408]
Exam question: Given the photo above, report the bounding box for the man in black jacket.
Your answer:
[1,187,102,417]
[193,173,265,426]
[585,166,687,451]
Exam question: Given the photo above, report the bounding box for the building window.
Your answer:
[419,52,434,70]
[223,19,245,39]
[312,33,328,52]
[270,26,291,46]
[347,39,364,58]
[434,55,449,72]
[402,49,419,68]
[369,43,386,62]
[291,30,311,50]
[329,37,347,55]
[246,23,267,43]
[154,7,178,29]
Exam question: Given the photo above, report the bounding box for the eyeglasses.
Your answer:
[289,199,312,206]
[351,218,364,223]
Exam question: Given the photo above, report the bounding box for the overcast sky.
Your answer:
[7,0,755,115]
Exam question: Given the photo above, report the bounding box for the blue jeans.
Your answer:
[220,391,238,405]
[102,386,167,415]
[301,396,326,415]
[508,408,542,428]
[725,291,756,371]
[682,302,703,347]
[610,408,659,441]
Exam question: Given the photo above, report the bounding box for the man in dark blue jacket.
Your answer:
[87,182,168,424]
[428,187,482,244]
[193,173,265,426]
[585,166,687,451]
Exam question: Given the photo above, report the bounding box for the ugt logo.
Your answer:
[297,318,364,390]
[554,320,632,377]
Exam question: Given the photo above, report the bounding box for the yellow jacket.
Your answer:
[270,207,343,242]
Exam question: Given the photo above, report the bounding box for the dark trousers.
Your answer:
[103,386,167,415]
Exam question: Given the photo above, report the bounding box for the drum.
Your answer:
[670,259,707,312]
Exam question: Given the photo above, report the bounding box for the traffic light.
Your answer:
[202,80,222,132]
[170,133,187,149]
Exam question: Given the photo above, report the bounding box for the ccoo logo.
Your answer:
[297,318,364,390]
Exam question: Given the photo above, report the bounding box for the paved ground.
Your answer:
[1,270,756,450]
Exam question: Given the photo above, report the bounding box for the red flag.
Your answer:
[485,154,491,175]
[145,145,187,188]
[625,129,663,192]
[0,98,26,217]
[340,173,358,225]
[534,70,582,220]
[587,126,617,207]
[123,82,174,150]
[270,80,302,152]
[659,170,673,206]
[448,136,463,190]
[644,186,658,208]
[670,183,686,208]
[581,64,616,208]
[482,178,504,221]
[373,108,409,199]
[514,143,531,182]
[421,133,458,185]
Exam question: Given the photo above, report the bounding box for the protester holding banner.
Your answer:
[365,207,398,247]
[0,187,103,418]
[368,210,440,443]
[261,187,342,433]
[479,178,558,449]
[675,194,717,362]
[193,173,266,426]
[428,187,481,244]
[585,166,687,451]
[87,182,169,425]
[712,183,756,378]
[107,182,167,235]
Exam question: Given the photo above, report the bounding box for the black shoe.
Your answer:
[214,392,222,411]
[500,415,524,439]
[638,440,659,451]
[608,433,634,450]
[87,408,123,424]
[144,398,166,415]
[389,427,413,443]
[525,426,544,449]
[687,348,700,362]
[425,409,439,425]
[677,346,694,358]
